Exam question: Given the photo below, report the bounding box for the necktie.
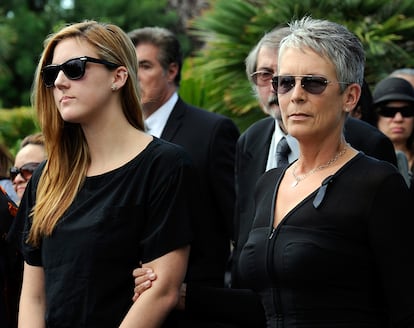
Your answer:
[276,136,290,168]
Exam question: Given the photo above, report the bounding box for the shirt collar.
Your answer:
[144,92,178,137]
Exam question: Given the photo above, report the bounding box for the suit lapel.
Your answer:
[160,98,185,141]
[245,117,275,174]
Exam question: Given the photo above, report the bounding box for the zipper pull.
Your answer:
[269,227,275,240]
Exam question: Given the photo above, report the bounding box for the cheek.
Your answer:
[406,119,414,131]
[257,89,268,103]
[277,94,290,112]
[376,118,389,131]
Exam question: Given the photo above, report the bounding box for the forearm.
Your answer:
[18,296,46,328]
[120,286,179,327]
[18,263,46,328]
[122,246,189,327]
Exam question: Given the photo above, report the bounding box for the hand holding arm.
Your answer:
[120,245,190,328]
[132,267,157,302]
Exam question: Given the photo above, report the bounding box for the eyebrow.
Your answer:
[138,59,154,66]
[255,67,274,73]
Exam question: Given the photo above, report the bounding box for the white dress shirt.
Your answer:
[144,92,178,138]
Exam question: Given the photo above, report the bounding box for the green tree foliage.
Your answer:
[0,0,191,108]
[188,0,414,130]
[2,0,414,134]
[0,107,39,154]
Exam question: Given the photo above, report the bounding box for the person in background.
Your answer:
[0,185,18,328]
[17,20,193,328]
[231,26,296,290]
[349,79,377,125]
[389,68,414,190]
[372,76,414,187]
[391,67,414,87]
[238,16,414,326]
[2,133,46,328]
[128,26,239,328]
[11,132,46,203]
[0,143,19,203]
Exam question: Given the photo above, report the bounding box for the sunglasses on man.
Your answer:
[272,75,349,95]
[250,70,274,87]
[377,105,414,118]
[10,162,40,181]
[41,56,120,88]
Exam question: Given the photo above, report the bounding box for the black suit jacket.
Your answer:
[231,115,397,287]
[161,97,240,285]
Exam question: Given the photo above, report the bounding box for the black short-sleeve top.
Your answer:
[18,138,194,328]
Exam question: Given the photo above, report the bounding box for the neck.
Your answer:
[291,142,349,187]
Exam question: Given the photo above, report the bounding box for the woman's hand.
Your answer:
[132,267,157,302]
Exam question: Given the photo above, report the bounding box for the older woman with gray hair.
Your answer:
[238,16,414,327]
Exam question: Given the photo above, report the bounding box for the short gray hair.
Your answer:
[279,16,365,91]
[245,26,290,85]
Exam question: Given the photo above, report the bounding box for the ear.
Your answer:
[343,83,361,113]
[167,62,179,83]
[112,66,129,89]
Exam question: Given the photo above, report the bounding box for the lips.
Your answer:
[60,95,74,104]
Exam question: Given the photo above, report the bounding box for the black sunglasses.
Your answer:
[377,106,414,118]
[272,75,349,95]
[41,56,120,88]
[10,162,40,181]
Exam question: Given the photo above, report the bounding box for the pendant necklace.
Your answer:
[291,144,348,188]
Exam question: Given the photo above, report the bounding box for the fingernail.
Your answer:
[148,273,156,280]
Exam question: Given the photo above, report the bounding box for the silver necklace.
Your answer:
[291,145,348,188]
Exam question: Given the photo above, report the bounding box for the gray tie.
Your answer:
[276,136,290,168]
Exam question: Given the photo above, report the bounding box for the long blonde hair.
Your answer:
[29,20,144,246]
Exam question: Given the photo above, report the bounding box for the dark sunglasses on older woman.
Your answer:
[272,75,349,95]
[41,56,120,88]
[377,105,414,118]
[10,162,40,181]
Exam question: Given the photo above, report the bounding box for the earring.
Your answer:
[111,84,117,91]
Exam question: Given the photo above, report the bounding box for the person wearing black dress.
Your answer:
[238,16,414,327]
[17,20,193,328]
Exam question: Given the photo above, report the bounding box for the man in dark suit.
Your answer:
[128,27,240,327]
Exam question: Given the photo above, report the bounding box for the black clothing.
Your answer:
[0,186,19,328]
[159,98,239,328]
[19,138,194,328]
[344,116,397,166]
[232,116,397,289]
[238,153,414,327]
[161,97,239,286]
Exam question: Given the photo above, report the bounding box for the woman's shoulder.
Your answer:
[347,153,408,195]
[354,152,399,174]
[135,137,193,172]
[148,137,191,160]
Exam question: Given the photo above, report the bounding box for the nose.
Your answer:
[12,173,25,184]
[54,70,68,87]
[290,77,306,100]
[392,111,404,120]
